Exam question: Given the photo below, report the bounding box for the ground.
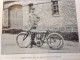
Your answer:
[1,33,80,55]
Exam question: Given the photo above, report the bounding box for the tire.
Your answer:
[16,32,31,48]
[47,33,64,50]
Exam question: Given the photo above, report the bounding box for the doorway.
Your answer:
[8,4,23,29]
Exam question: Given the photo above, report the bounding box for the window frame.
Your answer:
[51,0,59,16]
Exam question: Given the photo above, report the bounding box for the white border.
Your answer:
[0,0,80,60]
[75,0,80,43]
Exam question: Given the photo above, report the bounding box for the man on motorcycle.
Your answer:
[28,7,40,48]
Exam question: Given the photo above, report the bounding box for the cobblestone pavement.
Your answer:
[1,34,80,55]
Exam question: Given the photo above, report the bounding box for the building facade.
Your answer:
[3,0,79,41]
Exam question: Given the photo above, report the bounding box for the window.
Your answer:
[51,1,59,15]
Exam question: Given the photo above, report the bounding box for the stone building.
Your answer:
[3,0,79,41]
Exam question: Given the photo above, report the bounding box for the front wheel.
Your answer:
[16,32,31,48]
[47,33,64,50]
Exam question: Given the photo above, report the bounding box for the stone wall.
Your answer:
[61,0,78,32]
[23,0,78,32]
[23,0,63,31]
[3,0,78,32]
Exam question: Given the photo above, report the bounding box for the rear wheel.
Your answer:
[47,33,64,50]
[16,32,31,48]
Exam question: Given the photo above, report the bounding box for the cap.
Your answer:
[28,3,33,6]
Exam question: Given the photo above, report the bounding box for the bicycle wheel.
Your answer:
[47,33,64,50]
[16,32,31,48]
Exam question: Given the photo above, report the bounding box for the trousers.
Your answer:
[30,27,37,46]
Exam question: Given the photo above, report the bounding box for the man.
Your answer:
[28,7,40,48]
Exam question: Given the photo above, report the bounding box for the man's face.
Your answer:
[31,9,34,13]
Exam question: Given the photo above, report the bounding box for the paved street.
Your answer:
[1,33,80,55]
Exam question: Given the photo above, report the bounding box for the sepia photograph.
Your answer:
[1,0,80,55]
